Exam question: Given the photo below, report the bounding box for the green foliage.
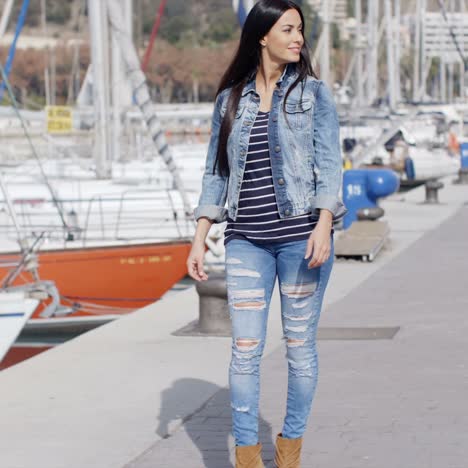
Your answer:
[46,0,72,24]
[331,23,341,49]
[157,16,195,44]
[25,92,47,108]
[11,2,41,28]
[10,0,72,27]
[428,57,441,83]
[202,7,238,45]
[142,0,238,46]
[346,0,368,19]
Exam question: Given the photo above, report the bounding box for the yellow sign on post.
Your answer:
[46,106,72,134]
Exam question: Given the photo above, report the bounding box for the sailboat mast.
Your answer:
[420,0,427,100]
[355,0,363,107]
[413,0,421,101]
[106,0,193,217]
[111,24,122,163]
[111,0,133,163]
[394,0,401,103]
[461,0,466,97]
[88,0,112,178]
[366,0,379,105]
[40,0,51,106]
[0,0,14,39]
[384,0,397,109]
[447,0,455,103]
[439,9,447,102]
[320,0,331,85]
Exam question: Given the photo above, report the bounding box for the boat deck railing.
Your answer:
[0,189,194,248]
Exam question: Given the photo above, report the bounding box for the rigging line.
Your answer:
[59,295,136,314]
[436,0,467,70]
[1,233,45,288]
[141,0,167,72]
[0,61,70,231]
[67,0,87,104]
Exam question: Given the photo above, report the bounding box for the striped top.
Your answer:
[224,110,320,245]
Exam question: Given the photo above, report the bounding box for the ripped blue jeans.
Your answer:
[225,235,334,446]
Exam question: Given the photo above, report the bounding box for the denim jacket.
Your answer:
[194,63,347,224]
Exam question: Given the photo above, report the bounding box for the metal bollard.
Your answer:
[356,206,385,221]
[342,169,399,229]
[424,179,444,204]
[454,168,468,185]
[195,271,231,335]
[454,142,468,184]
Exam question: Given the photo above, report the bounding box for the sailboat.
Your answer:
[0,1,196,338]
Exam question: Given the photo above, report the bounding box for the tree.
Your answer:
[140,0,238,47]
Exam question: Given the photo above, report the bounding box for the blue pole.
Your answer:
[0,0,31,102]
[233,0,254,27]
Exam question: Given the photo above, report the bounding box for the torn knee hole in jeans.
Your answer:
[226,257,243,265]
[231,289,265,310]
[287,338,307,347]
[281,282,317,299]
[235,338,260,351]
[229,268,261,278]
[233,300,265,310]
[284,310,314,321]
[285,324,308,333]
[231,403,249,412]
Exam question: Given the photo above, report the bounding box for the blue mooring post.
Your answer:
[342,169,400,229]
[455,141,468,184]
[460,142,468,169]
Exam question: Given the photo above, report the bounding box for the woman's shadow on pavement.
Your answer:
[157,378,274,468]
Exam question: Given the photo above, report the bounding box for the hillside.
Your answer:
[1,0,450,47]
[1,0,240,47]
[0,0,453,107]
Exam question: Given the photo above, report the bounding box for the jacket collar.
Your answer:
[241,62,298,97]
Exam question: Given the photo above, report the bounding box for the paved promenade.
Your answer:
[128,200,468,468]
[0,176,466,468]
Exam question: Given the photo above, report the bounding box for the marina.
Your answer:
[0,174,466,467]
[0,0,467,466]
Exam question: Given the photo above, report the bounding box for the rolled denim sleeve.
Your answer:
[193,92,229,223]
[313,81,347,221]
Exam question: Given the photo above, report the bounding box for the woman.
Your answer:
[187,1,346,466]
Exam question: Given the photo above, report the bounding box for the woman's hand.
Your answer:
[187,241,209,281]
[304,210,333,268]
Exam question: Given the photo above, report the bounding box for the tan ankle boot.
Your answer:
[274,433,302,467]
[235,442,265,468]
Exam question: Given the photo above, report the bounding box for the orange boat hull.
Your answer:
[0,345,52,371]
[0,241,191,318]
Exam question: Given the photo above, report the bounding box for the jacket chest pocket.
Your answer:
[284,98,313,131]
[221,102,247,120]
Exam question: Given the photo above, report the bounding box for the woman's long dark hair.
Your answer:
[213,0,316,176]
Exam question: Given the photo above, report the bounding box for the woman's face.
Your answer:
[260,9,304,65]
